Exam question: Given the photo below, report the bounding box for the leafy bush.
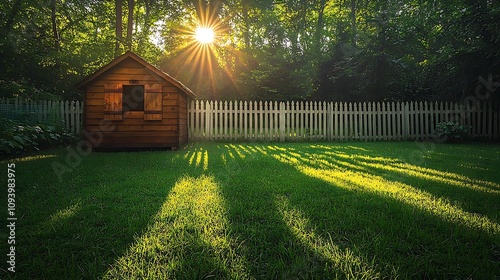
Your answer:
[0,118,77,156]
[433,122,471,143]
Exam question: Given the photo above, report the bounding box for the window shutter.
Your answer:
[144,84,163,120]
[104,84,123,120]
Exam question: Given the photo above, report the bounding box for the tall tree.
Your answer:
[314,0,327,57]
[2,0,23,32]
[115,0,123,57]
[126,0,134,50]
[50,0,60,50]
[350,0,356,46]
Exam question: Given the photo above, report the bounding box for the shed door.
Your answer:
[104,84,123,120]
[144,84,163,120]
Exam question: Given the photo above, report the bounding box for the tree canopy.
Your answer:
[1,0,499,101]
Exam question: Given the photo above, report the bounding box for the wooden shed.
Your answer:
[76,51,195,149]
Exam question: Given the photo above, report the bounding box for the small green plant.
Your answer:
[433,121,471,143]
[0,118,76,155]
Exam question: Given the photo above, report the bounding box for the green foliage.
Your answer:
[0,0,499,101]
[433,122,471,143]
[0,118,76,155]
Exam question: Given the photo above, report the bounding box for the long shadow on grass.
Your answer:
[103,145,253,279]
[304,144,500,224]
[0,149,197,279]
[7,144,499,279]
[103,174,256,279]
[218,144,500,279]
[266,144,500,234]
[99,144,386,279]
[213,144,387,279]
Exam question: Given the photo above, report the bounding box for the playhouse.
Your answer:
[76,51,195,149]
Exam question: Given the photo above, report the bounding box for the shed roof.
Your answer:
[76,51,196,98]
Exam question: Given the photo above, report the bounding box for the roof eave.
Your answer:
[75,51,196,99]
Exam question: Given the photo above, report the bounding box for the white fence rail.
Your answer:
[189,100,500,141]
[0,98,83,134]
[2,98,498,141]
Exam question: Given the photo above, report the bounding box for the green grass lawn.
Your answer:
[1,141,499,279]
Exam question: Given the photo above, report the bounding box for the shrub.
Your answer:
[433,121,471,143]
[0,118,77,156]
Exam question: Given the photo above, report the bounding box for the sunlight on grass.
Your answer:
[225,145,236,159]
[203,150,209,171]
[268,150,500,235]
[188,150,196,166]
[196,149,203,167]
[326,150,391,163]
[228,144,246,159]
[275,195,386,279]
[361,161,500,194]
[103,175,251,279]
[318,151,372,173]
[10,142,500,279]
[309,144,368,152]
[38,201,81,234]
[236,144,254,155]
[13,154,58,162]
[254,146,268,155]
[322,150,500,194]
[187,148,209,170]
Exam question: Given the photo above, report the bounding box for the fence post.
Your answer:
[279,102,285,142]
[188,100,192,140]
[205,101,212,140]
[403,102,410,140]
[77,100,82,134]
[326,102,331,141]
[7,98,499,141]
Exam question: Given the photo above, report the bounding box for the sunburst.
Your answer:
[150,4,241,98]
[195,27,215,44]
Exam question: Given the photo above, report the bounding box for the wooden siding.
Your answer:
[83,57,189,148]
[178,93,188,145]
[144,84,163,120]
[103,84,123,120]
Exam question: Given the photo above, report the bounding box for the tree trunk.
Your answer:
[350,0,356,46]
[3,0,23,34]
[314,0,327,56]
[115,0,123,57]
[242,0,250,49]
[138,0,151,52]
[126,0,134,50]
[51,0,60,51]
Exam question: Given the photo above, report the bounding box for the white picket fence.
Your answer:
[189,100,500,141]
[0,98,83,134]
[2,98,498,141]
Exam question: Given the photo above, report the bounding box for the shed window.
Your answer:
[123,85,144,111]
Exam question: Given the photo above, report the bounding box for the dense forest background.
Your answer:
[0,0,499,102]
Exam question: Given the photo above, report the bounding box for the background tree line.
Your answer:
[1,0,499,102]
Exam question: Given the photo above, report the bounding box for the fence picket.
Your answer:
[2,98,498,141]
[0,98,82,135]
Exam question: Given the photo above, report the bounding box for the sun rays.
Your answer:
[96,143,499,278]
[195,27,215,44]
[261,146,500,235]
[103,175,251,278]
[148,2,247,99]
